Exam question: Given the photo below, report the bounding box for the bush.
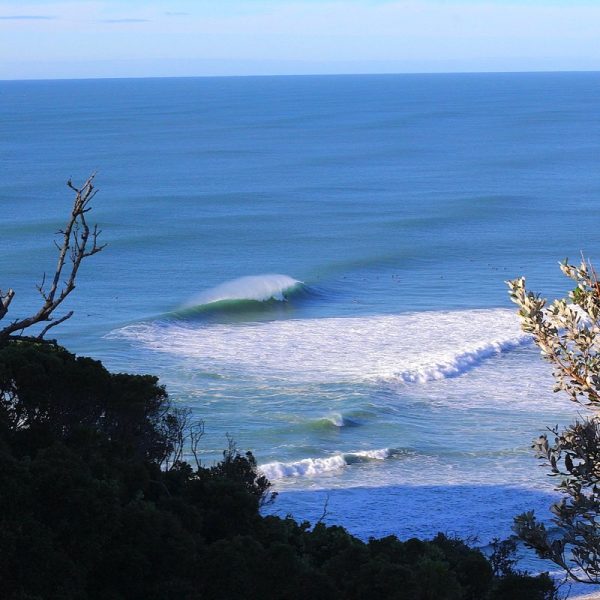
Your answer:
[0,340,173,463]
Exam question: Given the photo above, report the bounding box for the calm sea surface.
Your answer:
[2,73,600,573]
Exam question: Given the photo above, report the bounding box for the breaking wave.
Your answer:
[260,448,402,480]
[307,413,364,430]
[322,413,346,428]
[391,337,527,384]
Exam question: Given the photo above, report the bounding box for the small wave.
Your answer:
[309,413,363,430]
[313,413,348,428]
[183,274,303,309]
[260,448,401,480]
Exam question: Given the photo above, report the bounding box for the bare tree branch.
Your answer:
[37,311,75,339]
[35,272,48,301]
[190,420,205,470]
[0,174,106,341]
[0,289,15,321]
[316,493,330,525]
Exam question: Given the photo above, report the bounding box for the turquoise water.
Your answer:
[2,74,600,570]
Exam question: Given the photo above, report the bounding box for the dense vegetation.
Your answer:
[0,338,560,599]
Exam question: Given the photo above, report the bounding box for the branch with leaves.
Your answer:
[508,257,600,585]
[514,420,600,584]
[0,174,105,342]
[508,258,600,407]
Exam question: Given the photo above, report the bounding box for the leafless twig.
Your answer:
[0,174,105,341]
[190,420,205,470]
[316,493,330,525]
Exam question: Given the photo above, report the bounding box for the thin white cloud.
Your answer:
[0,15,55,20]
[99,18,150,23]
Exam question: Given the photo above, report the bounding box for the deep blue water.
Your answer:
[2,74,600,581]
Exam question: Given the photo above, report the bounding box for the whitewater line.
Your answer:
[111,308,529,384]
[260,448,397,480]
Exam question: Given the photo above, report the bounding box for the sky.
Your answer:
[1,0,599,79]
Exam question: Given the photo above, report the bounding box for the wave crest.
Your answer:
[308,413,364,430]
[183,274,302,309]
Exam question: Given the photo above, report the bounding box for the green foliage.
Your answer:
[509,258,600,584]
[508,258,600,407]
[513,419,600,584]
[0,339,558,599]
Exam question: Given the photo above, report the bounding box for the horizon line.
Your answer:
[2,67,600,83]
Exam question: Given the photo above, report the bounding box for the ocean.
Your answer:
[2,72,600,578]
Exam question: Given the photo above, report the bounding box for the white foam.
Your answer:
[350,448,391,460]
[184,274,301,307]
[393,337,526,384]
[112,308,529,384]
[260,448,392,480]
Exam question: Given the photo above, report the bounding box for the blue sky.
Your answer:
[1,0,599,79]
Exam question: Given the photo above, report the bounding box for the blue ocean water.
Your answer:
[2,73,600,580]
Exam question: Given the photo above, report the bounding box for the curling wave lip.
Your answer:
[183,274,302,308]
